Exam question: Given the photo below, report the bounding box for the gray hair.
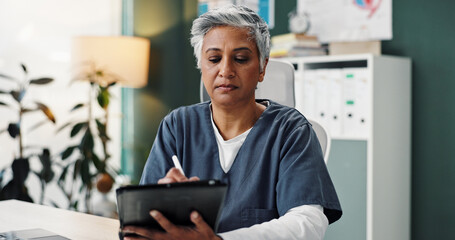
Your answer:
[190,5,270,72]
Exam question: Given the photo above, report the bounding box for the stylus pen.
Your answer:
[172,155,186,177]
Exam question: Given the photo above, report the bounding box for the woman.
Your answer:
[123,5,341,240]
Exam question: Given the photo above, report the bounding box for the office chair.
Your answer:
[200,59,331,163]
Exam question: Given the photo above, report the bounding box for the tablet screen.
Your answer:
[116,180,227,233]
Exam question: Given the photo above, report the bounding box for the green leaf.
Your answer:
[95,118,103,129]
[49,201,60,208]
[97,88,109,109]
[11,90,25,102]
[35,102,56,123]
[73,159,82,180]
[33,171,42,180]
[61,146,77,160]
[58,165,69,185]
[71,200,79,210]
[0,73,17,81]
[70,103,85,112]
[91,153,105,173]
[7,123,20,138]
[56,122,72,133]
[29,78,54,85]
[80,128,94,150]
[21,108,38,114]
[11,158,30,185]
[70,122,87,137]
[80,158,91,186]
[0,101,10,107]
[0,169,5,186]
[39,149,54,183]
[27,119,49,133]
[79,183,85,192]
[21,63,27,73]
[95,119,109,140]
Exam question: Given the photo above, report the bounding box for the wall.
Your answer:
[122,0,199,183]
[382,0,455,239]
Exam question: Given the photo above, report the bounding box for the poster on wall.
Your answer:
[298,0,392,43]
[198,0,275,29]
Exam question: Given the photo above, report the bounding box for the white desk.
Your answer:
[0,200,119,240]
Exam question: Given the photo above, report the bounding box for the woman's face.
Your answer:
[201,26,266,108]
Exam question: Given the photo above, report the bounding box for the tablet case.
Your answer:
[116,180,227,234]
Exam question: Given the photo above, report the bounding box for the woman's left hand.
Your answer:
[122,210,222,240]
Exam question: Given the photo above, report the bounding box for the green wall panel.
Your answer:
[325,140,367,240]
[121,0,199,183]
[382,1,455,239]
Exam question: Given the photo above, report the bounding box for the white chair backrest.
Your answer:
[199,59,330,163]
[308,119,331,163]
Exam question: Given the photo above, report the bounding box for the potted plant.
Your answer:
[56,62,117,214]
[0,63,56,203]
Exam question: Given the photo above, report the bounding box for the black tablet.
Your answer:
[116,180,227,233]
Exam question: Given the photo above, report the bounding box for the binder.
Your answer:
[313,69,330,130]
[326,68,343,137]
[341,68,369,138]
[299,69,317,118]
[297,66,369,139]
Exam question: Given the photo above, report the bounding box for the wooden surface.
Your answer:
[0,200,119,240]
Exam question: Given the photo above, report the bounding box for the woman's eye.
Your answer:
[209,57,221,63]
[235,57,248,63]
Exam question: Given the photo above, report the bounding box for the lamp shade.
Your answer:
[71,36,150,88]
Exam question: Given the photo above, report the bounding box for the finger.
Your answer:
[166,168,188,182]
[158,168,187,184]
[188,176,200,182]
[190,211,213,234]
[123,235,148,240]
[157,177,174,184]
[151,210,178,233]
[122,226,154,239]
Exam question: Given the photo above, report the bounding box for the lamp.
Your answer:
[71,36,150,88]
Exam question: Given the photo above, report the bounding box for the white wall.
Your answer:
[0,0,122,208]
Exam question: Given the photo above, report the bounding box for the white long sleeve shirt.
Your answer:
[211,113,329,240]
[218,205,328,240]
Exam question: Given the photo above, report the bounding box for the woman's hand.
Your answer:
[157,167,200,184]
[122,210,222,240]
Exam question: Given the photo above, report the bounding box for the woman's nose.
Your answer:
[218,58,235,79]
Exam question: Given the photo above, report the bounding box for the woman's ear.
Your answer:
[258,58,269,82]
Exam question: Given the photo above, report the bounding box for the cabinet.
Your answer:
[282,54,411,240]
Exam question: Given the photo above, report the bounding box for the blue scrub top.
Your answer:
[140,100,342,232]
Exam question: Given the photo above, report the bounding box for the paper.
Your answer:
[198,0,275,28]
[297,0,392,42]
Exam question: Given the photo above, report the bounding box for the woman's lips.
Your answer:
[216,84,238,92]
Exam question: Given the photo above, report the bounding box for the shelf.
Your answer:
[279,54,411,240]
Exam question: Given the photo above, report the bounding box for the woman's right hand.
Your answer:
[157,167,200,184]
